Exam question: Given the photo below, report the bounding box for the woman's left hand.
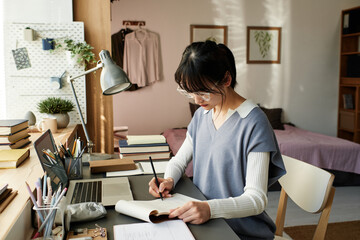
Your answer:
[168,201,211,224]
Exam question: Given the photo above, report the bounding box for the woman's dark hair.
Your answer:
[175,41,236,95]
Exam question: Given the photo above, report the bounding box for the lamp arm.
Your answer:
[68,61,103,82]
[67,62,103,153]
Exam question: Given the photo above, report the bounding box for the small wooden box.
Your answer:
[89,158,136,173]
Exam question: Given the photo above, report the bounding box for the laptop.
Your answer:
[33,129,133,206]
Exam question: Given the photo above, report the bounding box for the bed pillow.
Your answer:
[259,106,285,130]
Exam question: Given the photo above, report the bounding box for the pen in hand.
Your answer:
[149,156,163,201]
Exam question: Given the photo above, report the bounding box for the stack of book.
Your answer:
[0,184,18,213]
[119,135,171,161]
[0,119,31,150]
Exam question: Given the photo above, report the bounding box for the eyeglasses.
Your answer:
[177,86,211,101]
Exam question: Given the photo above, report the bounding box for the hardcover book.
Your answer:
[0,119,28,135]
[0,148,30,168]
[119,140,169,154]
[0,136,31,150]
[120,151,171,161]
[0,128,29,144]
[127,135,166,145]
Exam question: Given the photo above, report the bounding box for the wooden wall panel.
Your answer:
[73,0,114,153]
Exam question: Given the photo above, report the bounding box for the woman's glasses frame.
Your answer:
[176,86,211,101]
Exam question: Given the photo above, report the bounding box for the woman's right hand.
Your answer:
[148,177,174,198]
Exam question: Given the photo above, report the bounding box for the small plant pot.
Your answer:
[24,28,35,41]
[42,38,54,50]
[66,51,84,67]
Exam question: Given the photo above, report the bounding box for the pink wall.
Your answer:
[111,0,359,137]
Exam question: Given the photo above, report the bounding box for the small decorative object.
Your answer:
[190,25,228,45]
[37,97,75,128]
[343,94,354,109]
[12,47,31,70]
[24,111,36,126]
[53,38,96,68]
[42,38,55,50]
[50,71,66,90]
[247,26,281,64]
[24,27,35,41]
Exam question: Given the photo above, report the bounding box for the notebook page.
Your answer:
[113,219,195,240]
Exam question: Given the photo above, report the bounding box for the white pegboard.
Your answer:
[4,22,87,125]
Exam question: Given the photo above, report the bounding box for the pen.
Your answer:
[149,156,163,201]
[38,187,67,233]
[25,182,44,222]
[43,172,47,200]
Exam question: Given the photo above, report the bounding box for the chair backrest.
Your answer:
[275,155,336,239]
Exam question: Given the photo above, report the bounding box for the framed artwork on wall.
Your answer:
[247,26,281,64]
[190,25,228,45]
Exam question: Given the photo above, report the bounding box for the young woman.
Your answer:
[149,41,286,239]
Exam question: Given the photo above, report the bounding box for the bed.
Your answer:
[162,105,360,186]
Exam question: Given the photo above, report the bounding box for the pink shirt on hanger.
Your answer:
[123,29,161,87]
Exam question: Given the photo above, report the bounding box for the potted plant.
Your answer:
[37,97,75,128]
[54,38,96,68]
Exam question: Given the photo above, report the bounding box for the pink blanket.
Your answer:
[163,125,360,176]
[274,124,360,174]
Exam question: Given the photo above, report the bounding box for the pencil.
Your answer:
[149,156,163,200]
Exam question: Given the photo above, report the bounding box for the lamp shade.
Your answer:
[99,50,132,95]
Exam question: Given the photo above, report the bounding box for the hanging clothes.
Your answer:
[123,29,161,87]
[111,28,133,68]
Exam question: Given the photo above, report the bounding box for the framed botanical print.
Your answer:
[247,26,281,64]
[190,25,228,45]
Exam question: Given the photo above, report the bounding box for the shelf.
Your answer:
[342,32,360,38]
[342,51,360,55]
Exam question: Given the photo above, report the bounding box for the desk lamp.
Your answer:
[68,50,131,155]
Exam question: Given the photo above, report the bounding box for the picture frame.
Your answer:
[247,26,281,64]
[190,25,228,45]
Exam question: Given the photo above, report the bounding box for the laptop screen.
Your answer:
[33,129,68,191]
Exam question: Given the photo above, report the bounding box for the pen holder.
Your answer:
[65,156,83,180]
[33,205,65,240]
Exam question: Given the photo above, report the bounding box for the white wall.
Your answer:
[0,0,73,120]
[111,0,360,136]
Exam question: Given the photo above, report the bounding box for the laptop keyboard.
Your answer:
[71,181,102,204]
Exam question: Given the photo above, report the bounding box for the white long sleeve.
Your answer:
[207,152,270,219]
[164,131,193,185]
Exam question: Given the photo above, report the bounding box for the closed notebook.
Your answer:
[0,119,28,135]
[127,135,166,145]
[119,140,169,153]
[0,128,29,144]
[0,136,31,150]
[0,148,30,168]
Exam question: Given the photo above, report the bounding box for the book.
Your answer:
[0,128,29,144]
[0,190,18,213]
[0,119,28,135]
[106,161,168,177]
[0,148,30,168]
[89,158,136,173]
[113,219,195,240]
[119,140,170,154]
[0,136,31,150]
[120,151,171,161]
[127,135,166,145]
[115,193,199,223]
[343,94,354,109]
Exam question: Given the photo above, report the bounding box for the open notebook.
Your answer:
[115,193,199,223]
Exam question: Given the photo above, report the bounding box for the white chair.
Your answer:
[274,155,336,240]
